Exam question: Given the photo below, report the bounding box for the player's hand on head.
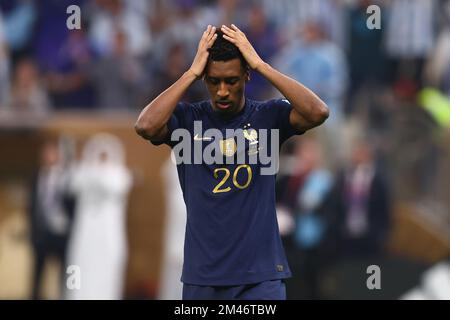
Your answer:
[221,24,264,71]
[189,25,218,79]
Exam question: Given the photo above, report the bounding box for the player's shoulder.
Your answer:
[251,98,291,111]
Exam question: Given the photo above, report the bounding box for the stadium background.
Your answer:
[0,0,449,299]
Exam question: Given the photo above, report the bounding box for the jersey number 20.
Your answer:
[213,164,252,193]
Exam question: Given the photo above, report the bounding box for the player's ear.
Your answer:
[245,69,250,82]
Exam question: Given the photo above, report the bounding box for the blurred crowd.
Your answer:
[0,0,446,114]
[1,0,450,299]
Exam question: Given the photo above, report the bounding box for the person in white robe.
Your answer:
[66,133,132,300]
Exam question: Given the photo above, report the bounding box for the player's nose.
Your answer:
[217,82,229,98]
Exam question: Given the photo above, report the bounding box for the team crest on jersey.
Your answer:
[243,128,258,145]
[219,138,237,157]
[243,127,260,155]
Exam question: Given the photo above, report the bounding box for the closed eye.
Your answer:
[207,77,220,85]
[225,77,239,85]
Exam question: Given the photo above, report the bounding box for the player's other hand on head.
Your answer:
[221,24,264,71]
[189,25,218,79]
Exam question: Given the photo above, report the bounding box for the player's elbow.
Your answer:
[134,118,159,139]
[134,121,146,137]
[312,101,329,125]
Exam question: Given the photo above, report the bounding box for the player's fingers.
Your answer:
[207,33,218,45]
[224,25,244,42]
[221,27,236,41]
[199,25,212,49]
[221,25,235,34]
[202,25,211,39]
[206,34,218,48]
[230,24,241,33]
[207,26,216,41]
[222,34,236,43]
[231,24,247,38]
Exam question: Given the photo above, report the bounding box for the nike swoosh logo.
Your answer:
[193,133,213,141]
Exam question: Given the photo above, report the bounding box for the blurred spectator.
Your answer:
[424,1,450,94]
[0,11,10,107]
[148,42,206,104]
[260,0,346,48]
[384,0,438,88]
[28,138,76,300]
[293,139,333,248]
[156,0,214,66]
[327,139,391,259]
[201,0,248,27]
[167,0,250,64]
[273,21,348,128]
[215,0,247,27]
[273,21,348,168]
[87,30,144,109]
[425,29,450,93]
[242,5,280,100]
[33,0,85,71]
[87,0,152,58]
[34,0,95,109]
[148,0,175,41]
[10,58,50,115]
[0,0,36,63]
[66,133,132,300]
[387,89,442,202]
[347,0,386,111]
[284,137,334,299]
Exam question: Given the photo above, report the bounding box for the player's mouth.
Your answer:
[216,101,232,110]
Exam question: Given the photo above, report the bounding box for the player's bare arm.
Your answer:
[135,25,218,141]
[221,24,329,132]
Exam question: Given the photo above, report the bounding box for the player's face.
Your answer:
[204,58,249,117]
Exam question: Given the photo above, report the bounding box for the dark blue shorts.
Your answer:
[182,279,286,300]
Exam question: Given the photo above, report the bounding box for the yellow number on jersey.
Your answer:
[213,165,252,193]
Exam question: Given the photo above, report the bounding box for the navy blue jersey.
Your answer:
[153,98,304,286]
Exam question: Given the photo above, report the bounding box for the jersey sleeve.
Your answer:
[267,98,305,144]
[149,102,192,147]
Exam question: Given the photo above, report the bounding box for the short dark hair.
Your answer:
[207,30,248,71]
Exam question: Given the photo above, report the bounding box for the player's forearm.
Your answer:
[135,70,197,139]
[256,62,329,124]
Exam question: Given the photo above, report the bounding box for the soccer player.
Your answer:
[135,24,329,300]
